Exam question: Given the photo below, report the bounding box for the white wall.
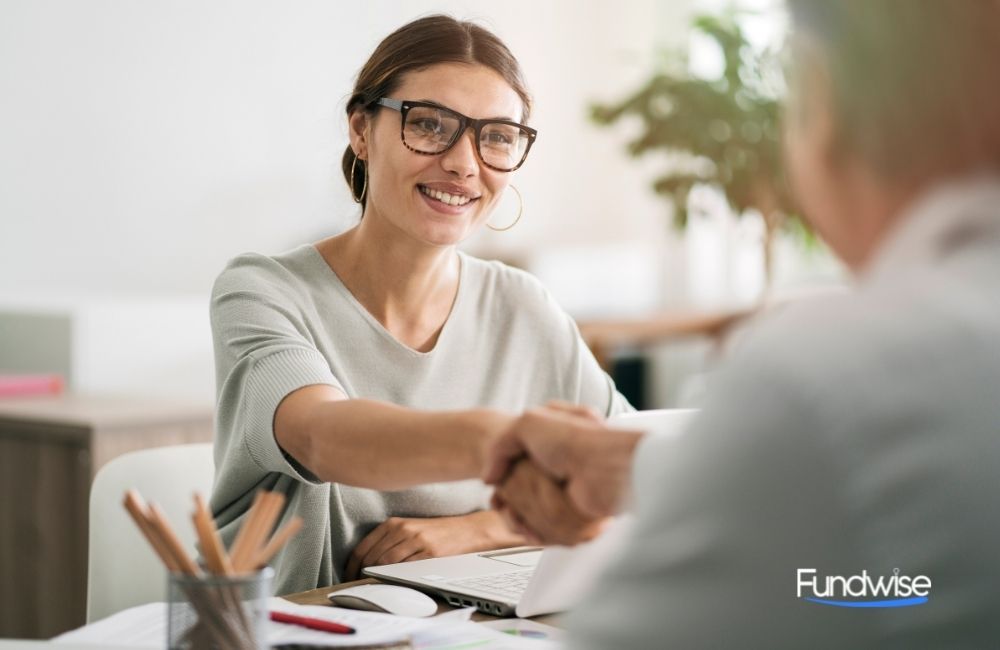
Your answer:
[5,1,840,406]
[0,0,693,302]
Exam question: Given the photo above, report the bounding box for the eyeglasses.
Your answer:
[375,98,537,172]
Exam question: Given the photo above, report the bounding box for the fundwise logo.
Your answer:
[797,568,932,608]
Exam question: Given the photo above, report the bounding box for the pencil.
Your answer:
[147,503,201,576]
[251,516,303,570]
[122,490,179,572]
[228,490,268,571]
[121,488,305,648]
[233,491,285,572]
[192,494,234,576]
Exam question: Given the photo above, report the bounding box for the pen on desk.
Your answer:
[270,610,357,635]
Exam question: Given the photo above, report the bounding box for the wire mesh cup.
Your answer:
[167,567,272,649]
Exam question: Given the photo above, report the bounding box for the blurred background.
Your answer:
[0,0,846,407]
[0,0,853,638]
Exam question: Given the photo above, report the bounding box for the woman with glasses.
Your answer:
[208,14,632,594]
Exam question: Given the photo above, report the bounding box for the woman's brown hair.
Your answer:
[342,15,532,209]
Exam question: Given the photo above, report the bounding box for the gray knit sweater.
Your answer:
[208,244,631,595]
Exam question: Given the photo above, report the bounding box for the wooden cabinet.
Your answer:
[0,395,213,639]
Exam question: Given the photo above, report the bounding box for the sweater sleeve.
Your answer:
[539,282,634,417]
[566,310,635,418]
[211,255,345,485]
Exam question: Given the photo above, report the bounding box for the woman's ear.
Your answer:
[348,110,370,160]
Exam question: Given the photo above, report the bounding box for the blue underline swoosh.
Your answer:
[804,596,929,608]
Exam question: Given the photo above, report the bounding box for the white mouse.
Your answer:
[327,583,438,618]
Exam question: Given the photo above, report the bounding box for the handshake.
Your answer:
[482,402,646,546]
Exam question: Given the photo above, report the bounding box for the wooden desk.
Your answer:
[0,394,214,639]
[283,578,561,627]
[578,308,753,371]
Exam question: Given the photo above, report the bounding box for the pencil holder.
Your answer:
[167,567,272,650]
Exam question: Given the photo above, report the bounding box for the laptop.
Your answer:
[364,409,697,617]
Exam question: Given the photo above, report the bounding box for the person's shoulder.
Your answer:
[676,292,872,481]
[460,253,573,328]
[722,283,943,410]
[212,245,319,297]
[461,253,554,308]
[737,289,857,356]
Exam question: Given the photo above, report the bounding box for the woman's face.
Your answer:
[351,63,525,248]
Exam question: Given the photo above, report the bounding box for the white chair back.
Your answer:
[87,443,214,622]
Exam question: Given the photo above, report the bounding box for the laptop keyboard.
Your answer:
[449,569,533,600]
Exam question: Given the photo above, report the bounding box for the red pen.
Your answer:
[270,610,356,635]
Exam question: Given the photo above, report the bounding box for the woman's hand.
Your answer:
[493,458,608,546]
[484,402,640,520]
[344,510,526,581]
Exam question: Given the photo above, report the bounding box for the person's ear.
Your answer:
[790,36,844,170]
[348,110,370,160]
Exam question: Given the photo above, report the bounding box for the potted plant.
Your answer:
[591,11,807,288]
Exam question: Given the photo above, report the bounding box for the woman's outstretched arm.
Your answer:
[274,384,513,490]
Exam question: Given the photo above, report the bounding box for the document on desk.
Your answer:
[55,597,561,649]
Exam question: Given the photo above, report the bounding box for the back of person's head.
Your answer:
[341,15,532,208]
[786,0,1000,184]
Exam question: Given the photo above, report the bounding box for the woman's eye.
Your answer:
[411,118,444,134]
[484,132,513,146]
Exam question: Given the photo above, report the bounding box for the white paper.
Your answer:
[54,602,166,647]
[479,618,566,643]
[267,597,426,646]
[55,597,561,649]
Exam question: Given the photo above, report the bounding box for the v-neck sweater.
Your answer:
[208,244,632,594]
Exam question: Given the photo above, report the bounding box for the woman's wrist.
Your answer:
[468,509,529,549]
[449,408,515,478]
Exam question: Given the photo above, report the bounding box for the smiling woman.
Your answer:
[207,15,632,596]
[345,61,528,248]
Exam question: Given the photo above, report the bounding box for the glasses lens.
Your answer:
[402,106,460,153]
[479,123,531,170]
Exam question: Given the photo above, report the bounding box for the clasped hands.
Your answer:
[483,402,644,546]
[345,404,642,579]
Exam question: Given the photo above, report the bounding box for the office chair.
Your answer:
[86,443,214,622]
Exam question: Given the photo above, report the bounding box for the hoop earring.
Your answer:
[350,155,367,204]
[487,185,522,231]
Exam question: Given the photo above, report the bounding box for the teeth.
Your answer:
[420,186,472,206]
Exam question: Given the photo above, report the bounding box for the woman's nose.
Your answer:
[440,129,479,177]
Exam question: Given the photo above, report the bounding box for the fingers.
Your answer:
[481,427,528,485]
[483,407,586,485]
[346,518,417,580]
[347,513,515,581]
[345,521,390,580]
[495,459,605,546]
[403,550,433,563]
[566,477,620,520]
[492,493,542,543]
[563,430,644,518]
[360,525,415,570]
[494,503,542,546]
[370,519,428,574]
[544,400,603,423]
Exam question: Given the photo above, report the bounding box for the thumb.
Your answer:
[482,430,526,484]
[544,400,604,423]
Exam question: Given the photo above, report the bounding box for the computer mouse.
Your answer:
[327,583,438,618]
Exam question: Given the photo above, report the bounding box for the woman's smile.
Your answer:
[417,182,481,215]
